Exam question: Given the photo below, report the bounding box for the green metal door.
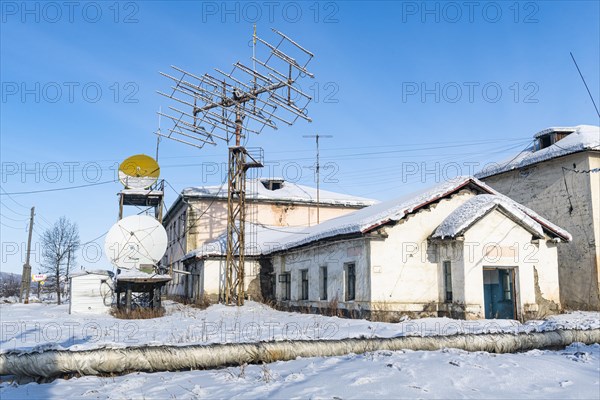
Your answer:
[483,268,516,319]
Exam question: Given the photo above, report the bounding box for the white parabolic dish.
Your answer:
[104,215,168,270]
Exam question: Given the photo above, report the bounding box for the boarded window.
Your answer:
[300,269,309,300]
[279,273,291,300]
[443,261,453,303]
[319,266,328,300]
[345,263,356,301]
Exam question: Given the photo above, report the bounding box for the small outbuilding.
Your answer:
[68,270,114,314]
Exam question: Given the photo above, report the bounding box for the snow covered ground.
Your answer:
[1,344,598,399]
[1,301,599,399]
[1,301,598,354]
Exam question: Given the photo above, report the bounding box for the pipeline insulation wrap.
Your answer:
[1,329,598,378]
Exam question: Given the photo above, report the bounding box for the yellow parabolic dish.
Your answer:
[118,154,160,189]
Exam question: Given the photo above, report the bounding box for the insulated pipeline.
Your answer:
[1,329,598,379]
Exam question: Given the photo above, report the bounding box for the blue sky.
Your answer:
[1,1,599,275]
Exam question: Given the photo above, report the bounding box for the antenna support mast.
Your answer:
[157,28,314,305]
[303,134,332,224]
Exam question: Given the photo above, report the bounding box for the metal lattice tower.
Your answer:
[157,27,314,305]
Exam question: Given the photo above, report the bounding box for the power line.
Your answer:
[0,188,54,231]
[81,230,109,246]
[570,51,600,118]
[0,213,29,222]
[0,138,531,171]
[0,221,23,230]
[36,214,53,229]
[0,187,30,208]
[0,200,29,217]
[164,177,228,259]
[0,180,117,196]
[254,222,310,234]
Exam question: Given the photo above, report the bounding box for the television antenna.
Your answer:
[303,134,333,224]
[157,27,315,305]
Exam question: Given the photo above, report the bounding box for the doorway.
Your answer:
[483,268,516,319]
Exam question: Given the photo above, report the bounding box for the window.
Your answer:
[279,273,291,300]
[300,269,309,300]
[261,179,284,191]
[319,266,328,300]
[537,134,552,150]
[502,271,512,301]
[345,263,356,301]
[536,129,574,151]
[443,261,452,303]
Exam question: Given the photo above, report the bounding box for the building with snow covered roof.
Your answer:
[478,125,600,310]
[262,177,569,320]
[162,178,376,298]
[179,223,304,302]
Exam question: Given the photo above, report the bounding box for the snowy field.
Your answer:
[1,344,598,399]
[1,301,599,354]
[1,301,599,399]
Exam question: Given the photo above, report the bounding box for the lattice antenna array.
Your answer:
[157,28,314,149]
[156,28,315,305]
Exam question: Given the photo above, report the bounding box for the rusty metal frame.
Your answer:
[157,28,312,305]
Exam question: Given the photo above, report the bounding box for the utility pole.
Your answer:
[303,134,333,224]
[65,246,72,300]
[19,206,34,304]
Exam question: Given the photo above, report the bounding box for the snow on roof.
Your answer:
[431,194,545,239]
[116,268,171,280]
[533,126,579,139]
[181,178,377,207]
[69,269,113,278]
[477,125,600,178]
[183,177,571,260]
[120,188,163,196]
[262,177,482,253]
[183,223,306,261]
[262,177,570,254]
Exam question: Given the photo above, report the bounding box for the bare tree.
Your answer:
[0,273,21,298]
[40,217,80,305]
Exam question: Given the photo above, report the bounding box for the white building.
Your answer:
[263,177,569,320]
[181,224,303,302]
[479,125,600,310]
[162,178,376,298]
[68,270,113,314]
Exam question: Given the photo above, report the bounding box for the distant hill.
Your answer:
[0,271,21,281]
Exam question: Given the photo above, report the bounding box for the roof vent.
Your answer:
[261,178,284,191]
[534,127,575,151]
